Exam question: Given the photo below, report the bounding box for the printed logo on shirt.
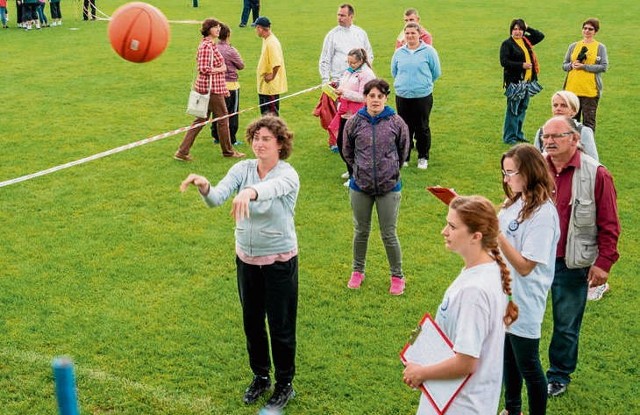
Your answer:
[439,296,449,313]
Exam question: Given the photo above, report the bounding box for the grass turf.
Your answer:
[1,0,638,413]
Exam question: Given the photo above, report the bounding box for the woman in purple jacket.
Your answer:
[342,78,410,295]
[211,23,245,145]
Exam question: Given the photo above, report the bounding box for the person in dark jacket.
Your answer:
[500,19,544,145]
[342,78,410,295]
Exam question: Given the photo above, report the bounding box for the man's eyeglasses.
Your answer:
[582,26,595,31]
[501,170,519,178]
[541,131,574,140]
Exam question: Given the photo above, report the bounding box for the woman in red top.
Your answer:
[175,18,245,161]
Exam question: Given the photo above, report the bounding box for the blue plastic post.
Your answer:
[52,357,80,415]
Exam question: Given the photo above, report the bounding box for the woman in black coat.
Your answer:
[500,19,544,144]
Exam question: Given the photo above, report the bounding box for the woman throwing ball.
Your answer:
[180,115,298,412]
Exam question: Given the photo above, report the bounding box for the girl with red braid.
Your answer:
[403,196,518,415]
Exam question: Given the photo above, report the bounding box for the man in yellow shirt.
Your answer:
[254,16,287,116]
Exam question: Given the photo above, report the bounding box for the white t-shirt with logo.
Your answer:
[417,262,507,415]
[499,198,559,339]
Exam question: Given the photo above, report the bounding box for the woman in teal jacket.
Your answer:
[180,115,299,412]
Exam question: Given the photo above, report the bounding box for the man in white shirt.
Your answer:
[319,3,374,84]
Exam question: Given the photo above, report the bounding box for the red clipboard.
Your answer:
[400,313,472,415]
[426,186,458,205]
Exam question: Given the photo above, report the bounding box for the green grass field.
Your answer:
[1,0,638,413]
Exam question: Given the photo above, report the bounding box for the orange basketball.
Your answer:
[108,2,170,63]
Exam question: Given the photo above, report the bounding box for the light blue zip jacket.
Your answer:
[202,159,299,256]
[391,41,441,98]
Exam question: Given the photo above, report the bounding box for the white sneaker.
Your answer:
[417,158,429,170]
[341,171,350,179]
[587,283,610,301]
[343,180,350,187]
[402,162,409,168]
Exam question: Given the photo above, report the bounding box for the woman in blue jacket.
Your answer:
[342,78,410,295]
[391,22,441,170]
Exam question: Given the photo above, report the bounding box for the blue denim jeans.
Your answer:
[504,333,547,415]
[240,0,259,25]
[0,7,7,26]
[36,3,48,24]
[503,93,530,143]
[547,258,589,385]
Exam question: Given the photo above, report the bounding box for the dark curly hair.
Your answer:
[363,78,391,96]
[245,116,294,160]
[201,18,221,37]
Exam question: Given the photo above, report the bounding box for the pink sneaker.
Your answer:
[347,271,365,289]
[389,276,405,295]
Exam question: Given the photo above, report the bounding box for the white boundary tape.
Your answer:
[0,84,323,189]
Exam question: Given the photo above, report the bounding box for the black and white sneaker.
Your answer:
[243,375,271,404]
[547,381,567,397]
[264,382,295,410]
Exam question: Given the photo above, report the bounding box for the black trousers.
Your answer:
[211,89,239,143]
[395,94,433,161]
[83,0,95,20]
[259,94,280,116]
[236,255,298,384]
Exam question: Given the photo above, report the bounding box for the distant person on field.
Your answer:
[342,79,409,295]
[49,0,62,26]
[319,3,374,152]
[562,18,608,132]
[533,90,598,161]
[175,18,245,162]
[15,0,24,28]
[498,144,560,415]
[254,16,287,116]
[391,22,441,170]
[500,19,544,144]
[239,0,259,28]
[22,0,39,29]
[319,4,374,85]
[329,47,376,186]
[0,0,8,29]
[82,0,95,20]
[403,196,518,415]
[541,116,620,398]
[211,23,245,146]
[36,0,48,27]
[395,8,432,49]
[180,115,299,413]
